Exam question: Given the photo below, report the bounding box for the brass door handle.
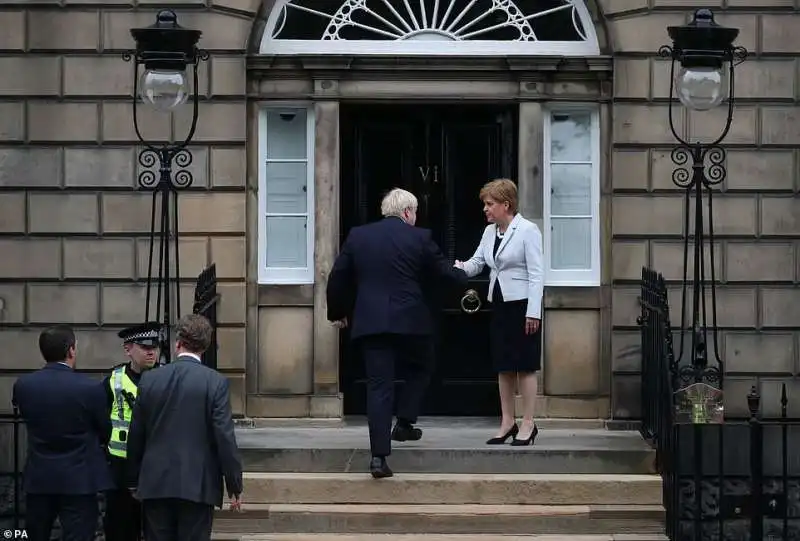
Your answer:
[460,289,482,314]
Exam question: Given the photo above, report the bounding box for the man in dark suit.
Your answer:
[12,325,113,541]
[327,187,468,478]
[127,313,243,541]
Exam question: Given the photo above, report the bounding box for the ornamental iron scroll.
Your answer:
[261,0,600,55]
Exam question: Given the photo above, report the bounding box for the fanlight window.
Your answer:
[261,0,600,56]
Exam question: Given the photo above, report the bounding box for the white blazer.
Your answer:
[461,213,544,319]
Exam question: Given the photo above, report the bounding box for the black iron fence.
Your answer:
[639,266,800,540]
[0,410,22,530]
[193,263,220,370]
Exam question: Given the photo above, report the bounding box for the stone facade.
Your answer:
[0,0,797,425]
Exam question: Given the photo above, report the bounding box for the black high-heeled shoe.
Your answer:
[486,423,519,445]
[511,424,539,446]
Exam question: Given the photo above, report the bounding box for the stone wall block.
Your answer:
[173,103,246,142]
[761,379,800,418]
[0,102,25,142]
[28,102,99,142]
[0,57,60,96]
[63,56,132,97]
[210,56,246,97]
[135,237,208,280]
[216,327,246,371]
[0,284,25,325]
[761,14,800,54]
[0,11,25,50]
[668,286,757,328]
[713,14,757,53]
[101,282,194,325]
[651,149,689,192]
[257,306,313,394]
[612,195,684,236]
[612,240,648,280]
[725,150,795,192]
[612,331,641,372]
[725,332,795,374]
[216,283,246,324]
[611,286,640,327]
[726,242,795,282]
[73,329,129,370]
[614,105,683,145]
[761,107,800,146]
[734,60,796,100]
[64,238,136,279]
[28,10,100,51]
[0,148,62,188]
[210,147,246,187]
[688,195,757,236]
[178,193,246,234]
[101,102,171,143]
[0,193,26,233]
[612,150,649,191]
[651,241,722,281]
[544,310,600,395]
[102,192,160,233]
[0,239,61,279]
[29,193,98,234]
[65,147,135,188]
[762,288,800,327]
[0,330,41,370]
[28,284,99,324]
[760,197,800,236]
[608,13,686,54]
[209,237,246,279]
[688,106,757,145]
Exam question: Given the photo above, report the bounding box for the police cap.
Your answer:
[118,322,161,348]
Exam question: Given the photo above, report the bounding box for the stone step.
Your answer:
[214,535,668,541]
[237,472,663,506]
[212,503,665,535]
[237,426,655,474]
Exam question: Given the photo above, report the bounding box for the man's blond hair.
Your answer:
[380,188,418,218]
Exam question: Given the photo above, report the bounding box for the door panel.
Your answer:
[339,104,517,416]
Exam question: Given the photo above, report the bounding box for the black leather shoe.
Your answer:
[370,456,393,479]
[391,422,423,442]
[511,424,539,447]
[486,423,519,445]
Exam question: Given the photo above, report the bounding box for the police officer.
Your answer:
[102,322,161,541]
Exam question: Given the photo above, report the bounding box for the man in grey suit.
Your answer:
[126,314,243,541]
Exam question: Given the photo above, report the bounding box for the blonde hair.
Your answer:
[380,188,418,218]
[479,178,518,214]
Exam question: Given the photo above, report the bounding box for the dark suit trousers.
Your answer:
[142,498,213,541]
[25,494,98,541]
[104,489,142,541]
[359,333,434,457]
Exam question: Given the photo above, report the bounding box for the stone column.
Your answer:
[517,102,544,224]
[311,101,342,417]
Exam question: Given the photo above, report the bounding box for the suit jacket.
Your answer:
[327,216,468,339]
[12,362,113,495]
[126,354,243,508]
[461,213,544,319]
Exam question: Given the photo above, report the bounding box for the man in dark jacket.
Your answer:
[327,187,468,478]
[127,313,243,541]
[12,325,113,541]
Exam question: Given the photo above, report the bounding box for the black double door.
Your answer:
[339,104,517,416]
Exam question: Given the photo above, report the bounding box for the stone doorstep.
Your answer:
[211,503,665,535]
[211,533,669,541]
[234,472,664,506]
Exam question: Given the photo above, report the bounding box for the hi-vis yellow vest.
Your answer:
[108,366,138,458]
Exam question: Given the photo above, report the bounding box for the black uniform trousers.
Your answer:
[142,498,214,541]
[25,493,98,541]
[104,456,142,541]
[359,333,434,457]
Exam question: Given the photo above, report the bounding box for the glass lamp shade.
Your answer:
[675,66,726,111]
[139,69,189,112]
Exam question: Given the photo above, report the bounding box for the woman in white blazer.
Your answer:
[455,179,544,446]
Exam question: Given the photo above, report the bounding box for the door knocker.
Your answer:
[460,289,482,314]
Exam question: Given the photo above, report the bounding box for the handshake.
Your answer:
[453,260,465,270]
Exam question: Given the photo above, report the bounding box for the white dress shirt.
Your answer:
[461,213,544,319]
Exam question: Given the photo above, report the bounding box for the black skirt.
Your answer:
[490,280,542,374]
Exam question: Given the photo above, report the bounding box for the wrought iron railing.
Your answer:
[193,263,221,370]
[0,409,22,530]
[639,266,800,540]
